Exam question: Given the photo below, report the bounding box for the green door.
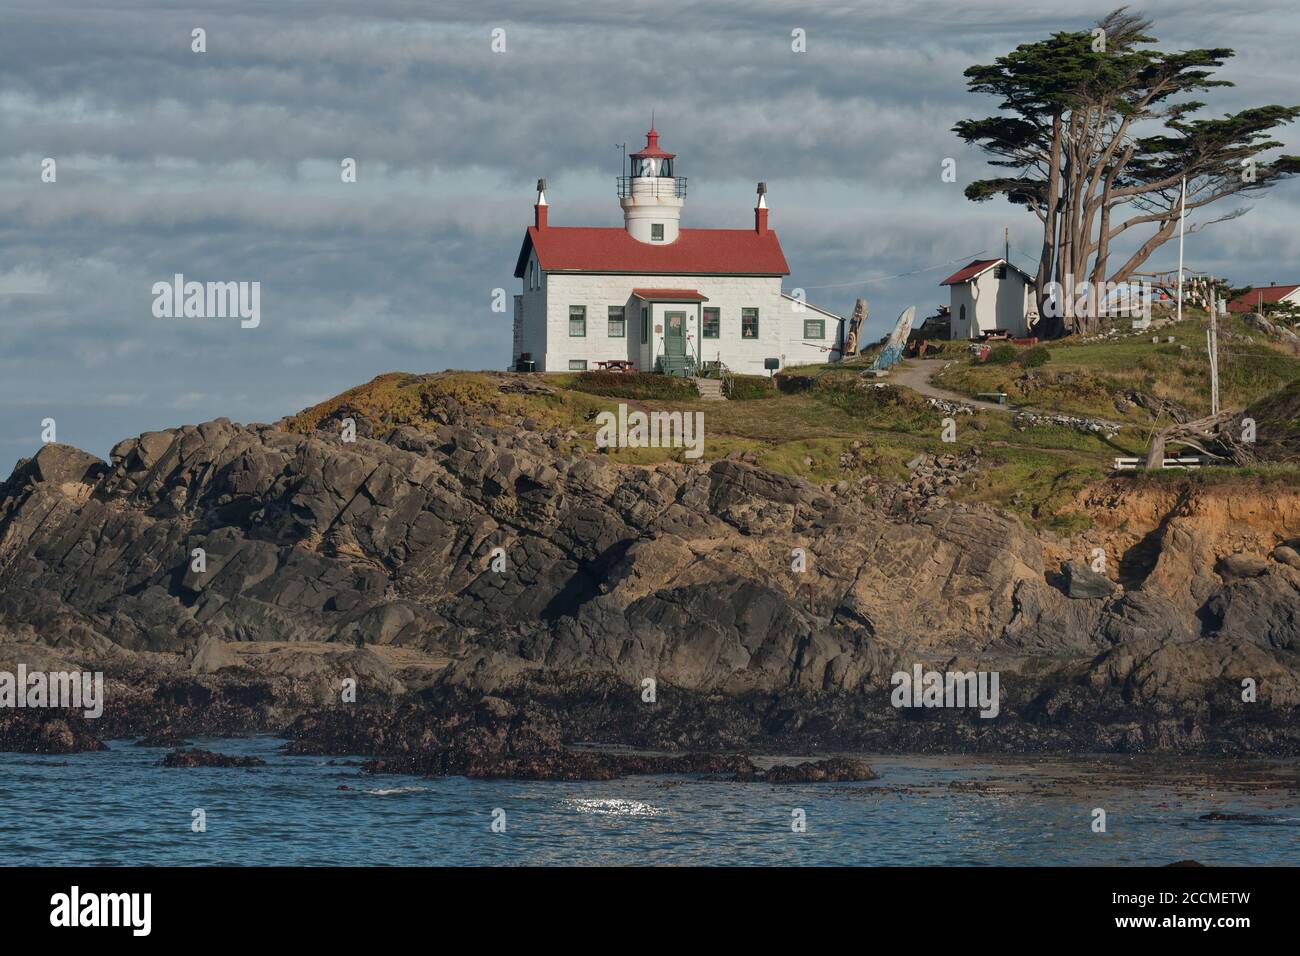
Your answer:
[664,312,686,357]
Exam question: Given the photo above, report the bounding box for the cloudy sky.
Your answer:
[2,0,1298,474]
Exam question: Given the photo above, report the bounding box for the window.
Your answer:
[569,306,586,337]
[640,307,648,344]
[803,319,825,339]
[994,265,1007,279]
[651,223,665,241]
[568,360,587,371]
[702,307,720,338]
[959,304,967,324]
[607,306,625,337]
[741,308,759,339]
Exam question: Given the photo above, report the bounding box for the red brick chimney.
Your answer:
[534,178,548,229]
[754,182,768,235]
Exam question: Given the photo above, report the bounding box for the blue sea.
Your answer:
[1,737,1296,866]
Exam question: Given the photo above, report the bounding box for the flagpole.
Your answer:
[1176,175,1186,323]
[1209,292,1220,417]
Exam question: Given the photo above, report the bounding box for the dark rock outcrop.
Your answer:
[1,374,1298,770]
[160,748,266,768]
[1062,560,1119,600]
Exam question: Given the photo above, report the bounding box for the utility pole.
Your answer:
[1207,291,1220,416]
[1176,175,1187,323]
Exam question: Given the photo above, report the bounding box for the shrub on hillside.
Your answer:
[569,371,699,401]
[986,345,1018,365]
[728,374,778,400]
[1017,346,1050,368]
[811,377,939,430]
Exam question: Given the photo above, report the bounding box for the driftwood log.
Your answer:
[1144,409,1251,469]
[843,299,866,356]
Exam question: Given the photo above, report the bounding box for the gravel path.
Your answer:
[889,358,1012,412]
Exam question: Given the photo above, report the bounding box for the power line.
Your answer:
[802,250,990,290]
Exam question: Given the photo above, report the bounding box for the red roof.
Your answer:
[514,226,789,277]
[939,258,1030,285]
[630,127,675,160]
[631,288,708,301]
[1226,284,1300,313]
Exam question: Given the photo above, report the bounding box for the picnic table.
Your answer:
[595,360,637,372]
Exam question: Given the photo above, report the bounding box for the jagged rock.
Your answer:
[191,637,238,674]
[1,375,1298,762]
[1062,560,1119,600]
[1217,554,1270,579]
[0,714,107,754]
[748,757,877,783]
[1274,545,1300,570]
[160,748,265,768]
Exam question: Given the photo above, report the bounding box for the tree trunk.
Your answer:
[1035,111,1064,336]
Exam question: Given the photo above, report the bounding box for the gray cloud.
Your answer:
[2,0,1297,473]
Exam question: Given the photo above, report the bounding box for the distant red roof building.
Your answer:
[514,226,790,278]
[940,258,1032,286]
[1225,283,1300,313]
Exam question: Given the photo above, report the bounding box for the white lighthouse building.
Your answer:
[512,126,844,376]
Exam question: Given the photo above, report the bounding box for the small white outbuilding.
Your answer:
[940,257,1033,339]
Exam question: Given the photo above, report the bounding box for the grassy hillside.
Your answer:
[280,324,1298,536]
[929,310,1300,424]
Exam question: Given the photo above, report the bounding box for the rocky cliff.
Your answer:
[2,374,1298,769]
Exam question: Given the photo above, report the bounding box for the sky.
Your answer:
[2,0,1298,474]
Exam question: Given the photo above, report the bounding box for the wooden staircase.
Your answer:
[692,377,725,401]
[659,354,697,377]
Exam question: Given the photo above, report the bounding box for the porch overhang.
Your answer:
[631,288,709,302]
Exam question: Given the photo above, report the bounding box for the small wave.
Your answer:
[563,798,665,817]
[359,786,432,796]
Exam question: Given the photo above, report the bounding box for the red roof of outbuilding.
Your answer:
[941,257,1019,283]
[939,257,1031,285]
[631,288,708,301]
[514,226,789,277]
[1226,284,1300,312]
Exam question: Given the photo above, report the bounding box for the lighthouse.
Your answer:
[619,126,686,244]
[513,124,846,376]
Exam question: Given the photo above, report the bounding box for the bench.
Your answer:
[1113,456,1209,471]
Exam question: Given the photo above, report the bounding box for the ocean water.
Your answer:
[0,736,1295,866]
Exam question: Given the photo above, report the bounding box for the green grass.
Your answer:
[932,312,1300,424]
[282,341,1299,535]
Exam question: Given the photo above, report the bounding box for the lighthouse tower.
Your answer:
[619,126,686,244]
